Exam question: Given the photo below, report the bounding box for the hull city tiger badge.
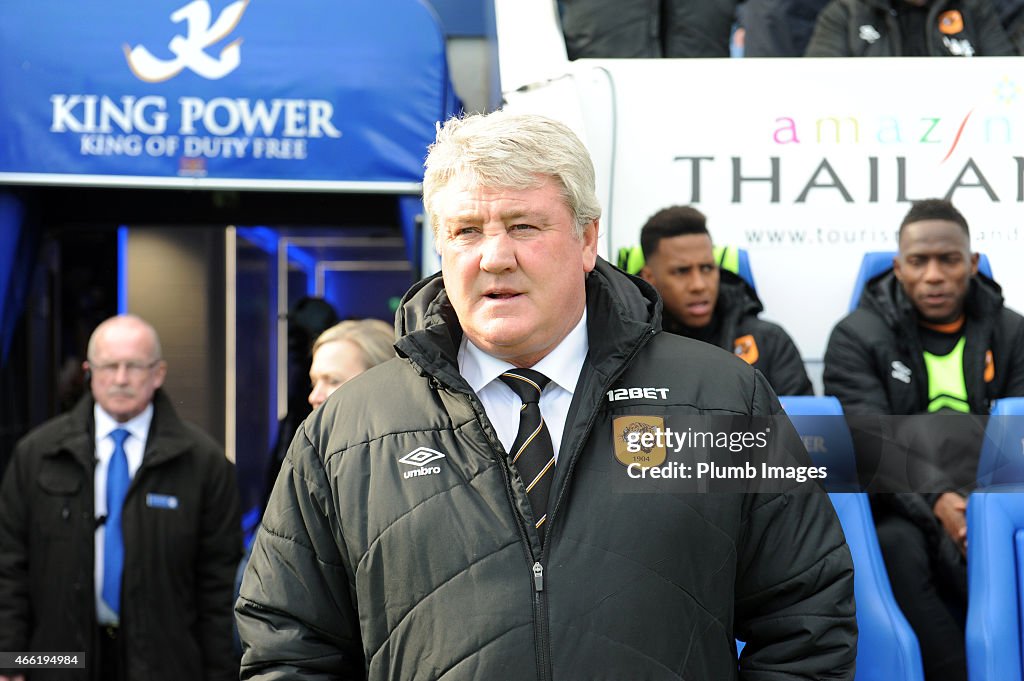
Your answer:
[733,334,759,365]
[613,415,667,468]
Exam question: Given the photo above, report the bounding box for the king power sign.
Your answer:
[50,94,340,161]
[58,0,339,164]
[0,0,451,187]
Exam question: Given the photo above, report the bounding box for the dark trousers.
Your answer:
[96,625,123,681]
[875,511,967,681]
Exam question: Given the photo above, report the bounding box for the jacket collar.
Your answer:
[52,396,97,470]
[47,390,195,470]
[394,257,660,390]
[860,269,1004,330]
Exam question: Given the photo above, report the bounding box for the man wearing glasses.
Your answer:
[0,314,241,681]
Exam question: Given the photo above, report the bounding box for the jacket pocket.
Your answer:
[36,462,83,538]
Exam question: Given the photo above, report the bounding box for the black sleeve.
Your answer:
[996,311,1024,398]
[1006,7,1024,55]
[804,0,853,56]
[757,322,814,396]
[735,372,857,680]
[823,316,903,490]
[559,0,661,59]
[741,0,801,56]
[822,316,891,415]
[196,444,244,681]
[237,426,364,680]
[0,441,31,655]
[971,0,1017,54]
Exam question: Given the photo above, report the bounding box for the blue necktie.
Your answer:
[102,428,130,616]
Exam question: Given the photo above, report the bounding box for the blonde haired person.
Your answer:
[308,319,395,409]
[233,318,393,659]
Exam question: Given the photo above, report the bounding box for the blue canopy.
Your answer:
[0,0,459,189]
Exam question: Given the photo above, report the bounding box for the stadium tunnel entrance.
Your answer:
[0,184,426,525]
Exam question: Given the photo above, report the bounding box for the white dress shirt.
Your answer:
[93,403,152,625]
[459,310,588,462]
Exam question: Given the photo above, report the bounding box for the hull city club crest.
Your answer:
[613,415,667,468]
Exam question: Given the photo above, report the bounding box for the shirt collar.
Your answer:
[460,309,589,395]
[94,402,154,445]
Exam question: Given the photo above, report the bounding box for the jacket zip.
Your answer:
[455,381,551,680]
[531,559,550,681]
[480,429,551,680]
[530,324,657,680]
[441,322,657,681]
[454,376,552,679]
[487,425,551,681]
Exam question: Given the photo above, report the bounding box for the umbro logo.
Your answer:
[399,447,445,466]
[399,447,446,479]
[942,36,975,56]
[858,25,880,44]
[891,360,912,384]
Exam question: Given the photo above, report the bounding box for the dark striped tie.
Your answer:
[500,368,555,541]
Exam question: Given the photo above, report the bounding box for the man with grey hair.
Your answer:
[0,314,241,681]
[237,110,856,680]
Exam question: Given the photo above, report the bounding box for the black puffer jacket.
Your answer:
[996,0,1024,53]
[824,269,1024,596]
[560,0,740,58]
[824,270,1024,418]
[238,259,856,680]
[741,0,831,57]
[805,0,1016,55]
[663,270,814,397]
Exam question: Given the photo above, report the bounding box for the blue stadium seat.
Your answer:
[777,395,858,492]
[778,395,926,681]
[965,490,1024,681]
[828,493,926,681]
[977,398,1024,488]
[848,251,993,312]
[968,398,1024,679]
[713,245,757,293]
